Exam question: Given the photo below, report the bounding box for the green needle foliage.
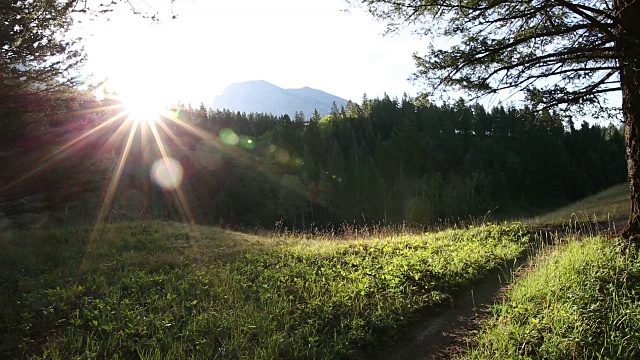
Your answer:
[355,0,629,117]
[0,0,85,140]
[355,0,640,240]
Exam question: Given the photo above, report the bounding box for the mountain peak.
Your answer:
[234,79,273,86]
[212,80,348,117]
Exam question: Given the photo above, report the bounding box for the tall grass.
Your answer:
[464,237,640,359]
[1,221,529,359]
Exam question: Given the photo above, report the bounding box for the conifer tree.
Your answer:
[1,0,85,143]
[356,0,640,239]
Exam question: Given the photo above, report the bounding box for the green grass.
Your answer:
[530,183,629,225]
[463,237,640,359]
[0,221,530,359]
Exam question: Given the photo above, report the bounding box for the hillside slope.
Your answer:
[530,183,629,225]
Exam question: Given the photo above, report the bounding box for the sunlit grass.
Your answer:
[529,183,629,225]
[463,237,640,359]
[0,221,530,359]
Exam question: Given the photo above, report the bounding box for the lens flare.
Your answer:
[240,136,255,150]
[151,157,184,190]
[275,149,290,163]
[220,128,239,145]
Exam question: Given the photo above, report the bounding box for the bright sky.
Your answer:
[77,0,425,106]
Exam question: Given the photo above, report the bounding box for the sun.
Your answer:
[123,92,163,122]
[114,81,167,123]
[98,54,171,123]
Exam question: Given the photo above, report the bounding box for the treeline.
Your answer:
[0,94,626,229]
[132,95,624,229]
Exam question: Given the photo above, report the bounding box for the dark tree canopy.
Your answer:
[358,1,623,113]
[0,0,632,232]
[356,0,640,239]
[0,0,100,221]
[1,0,84,106]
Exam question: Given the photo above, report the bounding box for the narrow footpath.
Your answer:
[378,221,623,360]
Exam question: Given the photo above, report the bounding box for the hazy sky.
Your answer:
[77,0,425,106]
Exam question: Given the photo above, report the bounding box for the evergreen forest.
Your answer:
[1,94,625,230]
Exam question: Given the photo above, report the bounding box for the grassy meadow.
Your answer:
[2,183,636,359]
[0,222,530,359]
[530,183,629,226]
[463,237,640,359]
[462,183,640,359]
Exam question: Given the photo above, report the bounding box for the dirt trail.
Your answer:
[377,221,624,360]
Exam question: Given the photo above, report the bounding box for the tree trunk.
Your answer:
[618,0,640,240]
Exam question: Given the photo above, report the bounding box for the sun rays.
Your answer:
[147,118,195,224]
[94,117,141,227]
[84,100,198,230]
[0,93,208,235]
[0,87,318,245]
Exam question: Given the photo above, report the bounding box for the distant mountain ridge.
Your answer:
[211,80,349,118]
